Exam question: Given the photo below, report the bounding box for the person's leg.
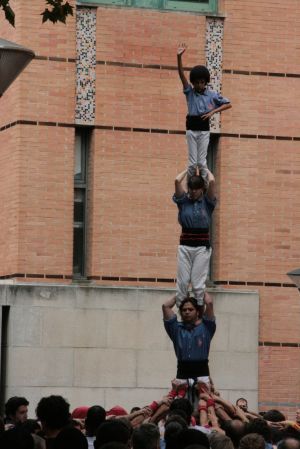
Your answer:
[196,131,210,182]
[186,130,197,178]
[190,247,212,306]
[176,245,193,307]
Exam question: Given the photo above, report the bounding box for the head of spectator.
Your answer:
[94,419,131,449]
[130,407,141,414]
[54,426,88,449]
[209,432,235,449]
[169,398,193,425]
[85,405,106,437]
[21,419,42,434]
[177,428,210,449]
[184,445,208,449]
[106,406,128,418]
[246,418,272,443]
[223,419,246,448]
[132,423,160,449]
[5,396,29,425]
[263,410,285,423]
[263,409,286,443]
[72,407,90,420]
[296,410,300,425]
[0,426,34,449]
[278,438,300,449]
[236,398,248,413]
[166,409,189,426]
[166,412,189,429]
[239,433,265,449]
[100,443,129,449]
[165,421,187,449]
[36,395,70,438]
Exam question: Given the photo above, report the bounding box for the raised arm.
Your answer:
[203,292,215,320]
[162,295,176,320]
[175,169,187,198]
[206,168,216,201]
[177,44,189,90]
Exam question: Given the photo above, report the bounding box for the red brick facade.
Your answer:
[0,0,299,415]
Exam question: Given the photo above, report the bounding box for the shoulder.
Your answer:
[173,192,189,204]
[204,193,217,204]
[183,84,193,95]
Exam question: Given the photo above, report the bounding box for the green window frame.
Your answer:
[77,0,218,14]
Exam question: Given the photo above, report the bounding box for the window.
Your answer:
[73,129,90,278]
[207,134,218,282]
[76,0,218,14]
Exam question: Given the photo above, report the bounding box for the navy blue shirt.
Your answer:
[164,315,216,361]
[173,193,216,229]
[184,84,230,116]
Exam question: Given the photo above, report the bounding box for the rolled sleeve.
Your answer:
[212,92,230,107]
[173,193,188,206]
[202,317,216,339]
[183,84,193,95]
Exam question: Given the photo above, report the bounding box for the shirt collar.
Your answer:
[194,87,209,96]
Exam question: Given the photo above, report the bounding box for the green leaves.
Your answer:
[0,0,74,26]
[41,0,74,24]
[0,0,15,26]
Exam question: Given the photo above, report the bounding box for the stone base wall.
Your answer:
[0,284,258,416]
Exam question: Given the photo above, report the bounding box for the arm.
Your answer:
[162,295,176,320]
[175,169,187,198]
[177,44,189,90]
[203,291,215,320]
[202,103,232,121]
[206,168,216,201]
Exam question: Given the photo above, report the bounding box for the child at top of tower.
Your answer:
[177,43,232,184]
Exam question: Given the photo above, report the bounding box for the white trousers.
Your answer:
[176,245,212,307]
[186,130,210,179]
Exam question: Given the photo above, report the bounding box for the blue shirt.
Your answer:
[164,315,216,361]
[173,193,216,229]
[184,84,230,116]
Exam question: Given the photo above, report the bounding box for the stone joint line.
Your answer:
[1,120,300,142]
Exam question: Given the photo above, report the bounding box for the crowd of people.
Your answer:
[0,391,299,449]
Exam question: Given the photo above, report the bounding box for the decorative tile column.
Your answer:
[75,7,97,125]
[206,17,225,134]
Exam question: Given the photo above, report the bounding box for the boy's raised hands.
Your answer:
[177,43,187,56]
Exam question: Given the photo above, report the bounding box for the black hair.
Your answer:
[179,298,203,320]
[187,176,205,191]
[167,409,189,425]
[5,397,29,418]
[54,427,88,449]
[189,65,210,85]
[95,420,131,449]
[21,419,41,434]
[236,398,248,406]
[85,405,106,436]
[263,409,285,423]
[0,427,34,449]
[36,395,70,430]
[169,398,193,425]
[222,420,246,448]
[246,419,271,443]
[165,422,184,449]
[101,444,129,449]
[132,423,160,449]
[177,428,210,449]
